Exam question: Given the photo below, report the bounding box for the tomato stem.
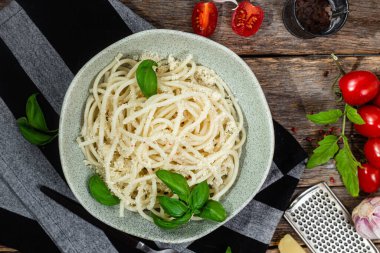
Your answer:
[331,53,346,76]
[341,107,347,137]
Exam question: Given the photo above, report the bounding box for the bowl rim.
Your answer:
[59,29,275,243]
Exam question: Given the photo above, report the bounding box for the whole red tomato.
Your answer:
[192,2,218,37]
[231,1,264,37]
[355,105,380,138]
[373,94,380,107]
[358,163,380,193]
[339,71,379,106]
[364,138,380,169]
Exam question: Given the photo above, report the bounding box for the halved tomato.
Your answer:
[192,2,218,37]
[232,1,264,37]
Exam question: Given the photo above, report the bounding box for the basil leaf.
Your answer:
[198,200,227,222]
[346,104,365,125]
[88,174,120,206]
[156,170,190,203]
[189,181,209,211]
[307,135,339,169]
[136,60,158,98]
[306,109,342,125]
[158,196,188,218]
[153,210,192,229]
[335,136,360,197]
[17,117,57,145]
[226,246,232,253]
[26,94,48,131]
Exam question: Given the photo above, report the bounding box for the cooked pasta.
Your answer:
[77,53,246,221]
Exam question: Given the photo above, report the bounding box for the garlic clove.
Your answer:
[354,217,377,239]
[370,215,380,238]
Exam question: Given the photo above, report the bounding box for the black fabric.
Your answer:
[17,0,133,73]
[0,39,64,180]
[254,175,300,211]
[0,208,60,253]
[273,120,307,175]
[189,226,268,253]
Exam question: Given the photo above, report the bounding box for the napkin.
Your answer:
[0,0,307,252]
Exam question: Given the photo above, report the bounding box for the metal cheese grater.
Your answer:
[284,182,379,253]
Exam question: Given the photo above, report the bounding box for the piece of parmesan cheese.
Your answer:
[278,234,306,253]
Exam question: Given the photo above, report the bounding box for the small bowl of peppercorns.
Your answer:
[282,0,349,39]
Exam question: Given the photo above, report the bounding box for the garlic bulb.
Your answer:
[352,197,380,239]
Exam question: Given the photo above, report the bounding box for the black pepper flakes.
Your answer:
[296,0,332,34]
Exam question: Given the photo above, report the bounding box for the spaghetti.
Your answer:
[77,54,246,221]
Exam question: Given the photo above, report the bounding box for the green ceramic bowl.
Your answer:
[60,29,274,243]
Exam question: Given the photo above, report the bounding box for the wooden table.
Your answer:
[1,0,380,252]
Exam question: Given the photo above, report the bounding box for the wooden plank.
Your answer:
[0,0,10,9]
[124,0,380,55]
[246,56,380,188]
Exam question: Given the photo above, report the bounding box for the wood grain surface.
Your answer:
[1,0,380,252]
[246,56,380,250]
[124,0,380,55]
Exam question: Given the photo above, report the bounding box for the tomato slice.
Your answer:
[232,1,264,37]
[192,2,218,37]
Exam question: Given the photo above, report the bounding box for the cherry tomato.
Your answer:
[339,71,379,106]
[364,138,380,169]
[372,74,380,106]
[192,2,218,37]
[358,163,380,193]
[373,93,380,107]
[355,106,380,138]
[231,1,264,37]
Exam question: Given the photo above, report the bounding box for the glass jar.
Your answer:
[282,0,349,39]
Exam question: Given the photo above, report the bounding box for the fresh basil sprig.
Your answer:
[189,181,209,212]
[154,170,227,229]
[158,196,188,218]
[26,94,49,131]
[17,117,57,145]
[88,174,120,206]
[17,94,58,145]
[156,170,191,203]
[152,210,192,229]
[306,104,364,197]
[136,60,158,98]
[198,200,227,222]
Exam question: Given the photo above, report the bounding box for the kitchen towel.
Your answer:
[0,0,307,252]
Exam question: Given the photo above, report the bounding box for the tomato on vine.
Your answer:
[364,138,380,169]
[354,105,380,138]
[358,163,380,193]
[339,71,379,106]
